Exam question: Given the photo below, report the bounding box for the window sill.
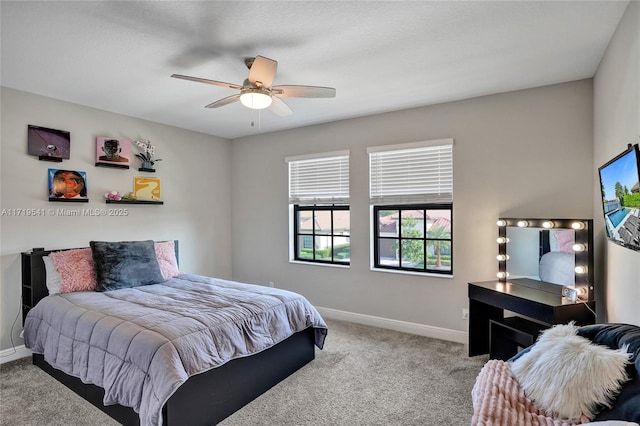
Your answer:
[289,260,350,269]
[370,267,453,279]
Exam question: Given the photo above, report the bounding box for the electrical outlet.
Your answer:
[462,308,469,320]
[19,330,24,339]
[268,281,275,288]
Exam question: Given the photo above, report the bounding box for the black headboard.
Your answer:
[21,240,179,323]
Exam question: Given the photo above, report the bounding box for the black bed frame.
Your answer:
[21,243,316,425]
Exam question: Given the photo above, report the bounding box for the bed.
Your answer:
[536,228,576,286]
[21,240,327,426]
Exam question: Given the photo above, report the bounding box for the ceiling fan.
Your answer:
[171,55,336,117]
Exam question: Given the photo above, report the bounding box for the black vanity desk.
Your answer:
[468,278,596,358]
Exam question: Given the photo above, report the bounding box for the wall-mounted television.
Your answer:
[27,125,70,160]
[598,143,640,252]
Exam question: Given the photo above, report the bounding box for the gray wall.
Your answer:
[4,1,637,350]
[593,1,640,325]
[0,87,233,350]
[230,79,594,333]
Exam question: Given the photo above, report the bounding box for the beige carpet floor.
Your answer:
[1,319,488,425]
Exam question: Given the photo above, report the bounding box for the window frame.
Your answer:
[293,204,350,265]
[368,139,453,276]
[372,203,452,275]
[287,150,350,267]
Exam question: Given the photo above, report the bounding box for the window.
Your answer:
[368,139,453,275]
[286,151,350,265]
[374,204,452,273]
[294,205,350,264]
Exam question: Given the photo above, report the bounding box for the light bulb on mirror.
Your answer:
[496,220,507,227]
[496,254,510,261]
[542,221,554,229]
[574,266,587,274]
[572,244,586,252]
[496,237,510,244]
[517,220,528,227]
[571,222,585,230]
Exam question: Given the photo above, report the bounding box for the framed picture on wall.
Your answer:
[95,137,131,169]
[28,125,70,162]
[133,177,161,201]
[48,168,89,202]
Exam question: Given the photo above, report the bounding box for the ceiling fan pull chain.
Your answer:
[250,108,261,130]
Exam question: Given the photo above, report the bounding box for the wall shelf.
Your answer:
[105,199,163,205]
[49,198,88,203]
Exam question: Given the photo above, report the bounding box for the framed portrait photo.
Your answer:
[95,136,131,169]
[48,169,89,202]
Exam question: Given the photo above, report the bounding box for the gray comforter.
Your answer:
[24,273,328,426]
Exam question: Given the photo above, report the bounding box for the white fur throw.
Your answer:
[510,323,630,423]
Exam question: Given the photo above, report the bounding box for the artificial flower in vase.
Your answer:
[132,139,162,172]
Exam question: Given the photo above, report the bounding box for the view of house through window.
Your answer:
[374,205,452,273]
[294,205,350,263]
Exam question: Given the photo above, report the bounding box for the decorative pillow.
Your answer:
[553,229,575,253]
[50,248,97,293]
[510,323,630,423]
[42,255,62,294]
[578,324,640,423]
[90,240,165,292]
[154,241,180,279]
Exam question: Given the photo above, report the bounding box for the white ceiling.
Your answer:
[0,1,629,140]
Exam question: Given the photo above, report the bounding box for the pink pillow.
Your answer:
[554,230,575,253]
[155,241,180,279]
[50,248,97,293]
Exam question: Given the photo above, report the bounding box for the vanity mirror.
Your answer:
[496,218,594,301]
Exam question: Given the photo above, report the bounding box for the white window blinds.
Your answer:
[368,139,453,205]
[286,150,350,204]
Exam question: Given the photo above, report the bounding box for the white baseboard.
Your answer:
[316,306,468,344]
[0,345,32,364]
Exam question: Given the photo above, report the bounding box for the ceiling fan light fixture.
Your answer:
[240,88,272,110]
[172,55,335,117]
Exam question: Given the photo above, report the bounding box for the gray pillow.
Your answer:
[90,240,165,291]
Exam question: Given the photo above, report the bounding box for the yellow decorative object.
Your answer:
[133,177,161,200]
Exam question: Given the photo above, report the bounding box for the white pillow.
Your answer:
[42,255,62,294]
[510,323,630,423]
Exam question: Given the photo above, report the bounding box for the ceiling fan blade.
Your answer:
[248,55,277,88]
[269,96,293,117]
[205,94,241,108]
[171,74,242,90]
[272,85,336,98]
